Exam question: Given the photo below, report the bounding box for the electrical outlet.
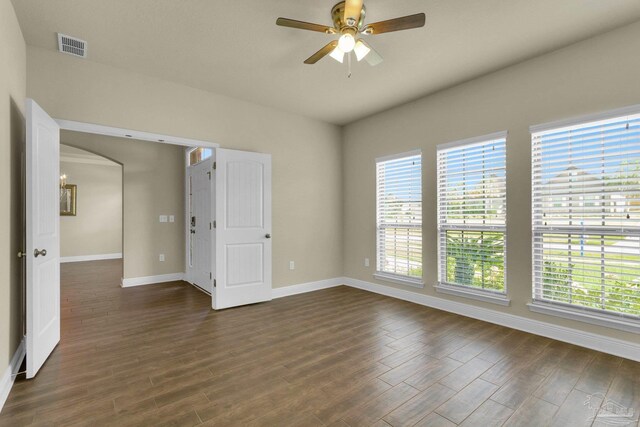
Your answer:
[289,261,295,270]
[159,254,165,262]
[364,258,370,267]
[169,215,175,223]
[159,215,168,223]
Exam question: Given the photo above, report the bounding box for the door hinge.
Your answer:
[209,222,212,230]
[210,272,212,280]
[207,171,211,180]
[213,279,216,288]
[213,162,217,170]
[213,220,216,229]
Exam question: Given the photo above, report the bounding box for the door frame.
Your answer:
[30,116,220,307]
[56,118,220,286]
[55,119,219,149]
[25,111,222,376]
[184,149,215,293]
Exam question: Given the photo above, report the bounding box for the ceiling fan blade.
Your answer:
[304,41,339,64]
[276,17,333,33]
[344,0,363,22]
[365,13,426,34]
[357,39,383,66]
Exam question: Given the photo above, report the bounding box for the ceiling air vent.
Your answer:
[57,33,87,58]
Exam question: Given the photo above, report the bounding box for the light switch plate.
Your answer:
[159,254,165,262]
[169,215,175,223]
[365,258,370,267]
[289,261,295,270]
[159,215,168,223]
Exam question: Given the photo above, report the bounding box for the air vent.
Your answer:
[57,33,87,58]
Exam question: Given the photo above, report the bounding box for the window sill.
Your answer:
[528,301,640,334]
[435,282,510,306]
[374,273,424,289]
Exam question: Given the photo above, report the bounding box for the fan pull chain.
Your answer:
[347,52,352,78]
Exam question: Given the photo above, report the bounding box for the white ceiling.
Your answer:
[12,0,640,125]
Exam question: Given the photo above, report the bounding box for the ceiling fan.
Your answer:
[276,0,426,68]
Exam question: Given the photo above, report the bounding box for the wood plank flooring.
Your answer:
[1,260,639,426]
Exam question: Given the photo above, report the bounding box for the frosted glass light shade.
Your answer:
[354,40,371,61]
[329,47,345,63]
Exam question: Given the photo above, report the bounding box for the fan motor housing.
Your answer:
[331,1,366,31]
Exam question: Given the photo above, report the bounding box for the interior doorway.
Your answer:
[25,99,273,379]
[59,145,123,279]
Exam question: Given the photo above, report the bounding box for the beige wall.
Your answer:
[0,0,26,371]
[27,47,344,288]
[342,21,640,344]
[60,157,122,259]
[61,132,184,280]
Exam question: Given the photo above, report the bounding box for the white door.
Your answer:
[214,149,272,309]
[26,99,60,378]
[189,157,213,293]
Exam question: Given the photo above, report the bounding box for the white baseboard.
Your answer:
[0,338,25,414]
[342,277,640,362]
[61,253,122,263]
[121,273,185,288]
[272,277,343,299]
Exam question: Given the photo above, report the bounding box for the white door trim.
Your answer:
[55,119,220,149]
[184,148,192,285]
[55,118,218,294]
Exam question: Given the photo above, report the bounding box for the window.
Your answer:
[437,133,507,294]
[376,151,422,285]
[189,147,213,165]
[532,111,640,320]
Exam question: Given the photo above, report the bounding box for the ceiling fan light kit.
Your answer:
[329,47,345,63]
[338,33,356,53]
[276,0,426,75]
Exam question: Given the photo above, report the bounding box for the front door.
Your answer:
[214,149,272,309]
[189,157,213,293]
[26,99,61,378]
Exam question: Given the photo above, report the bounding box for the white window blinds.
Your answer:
[532,113,640,318]
[376,151,422,282]
[437,134,507,293]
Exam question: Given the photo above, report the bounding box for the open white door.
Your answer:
[214,148,272,309]
[26,99,61,378]
[188,157,213,293]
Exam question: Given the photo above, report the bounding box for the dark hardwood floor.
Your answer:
[1,260,639,426]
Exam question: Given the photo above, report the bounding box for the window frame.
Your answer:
[188,147,213,166]
[375,150,424,287]
[529,104,640,331]
[436,131,509,301]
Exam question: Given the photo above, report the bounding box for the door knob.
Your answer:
[34,248,47,258]
[265,234,271,239]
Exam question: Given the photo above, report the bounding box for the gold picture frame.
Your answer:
[60,184,77,216]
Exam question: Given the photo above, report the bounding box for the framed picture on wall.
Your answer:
[60,184,77,216]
